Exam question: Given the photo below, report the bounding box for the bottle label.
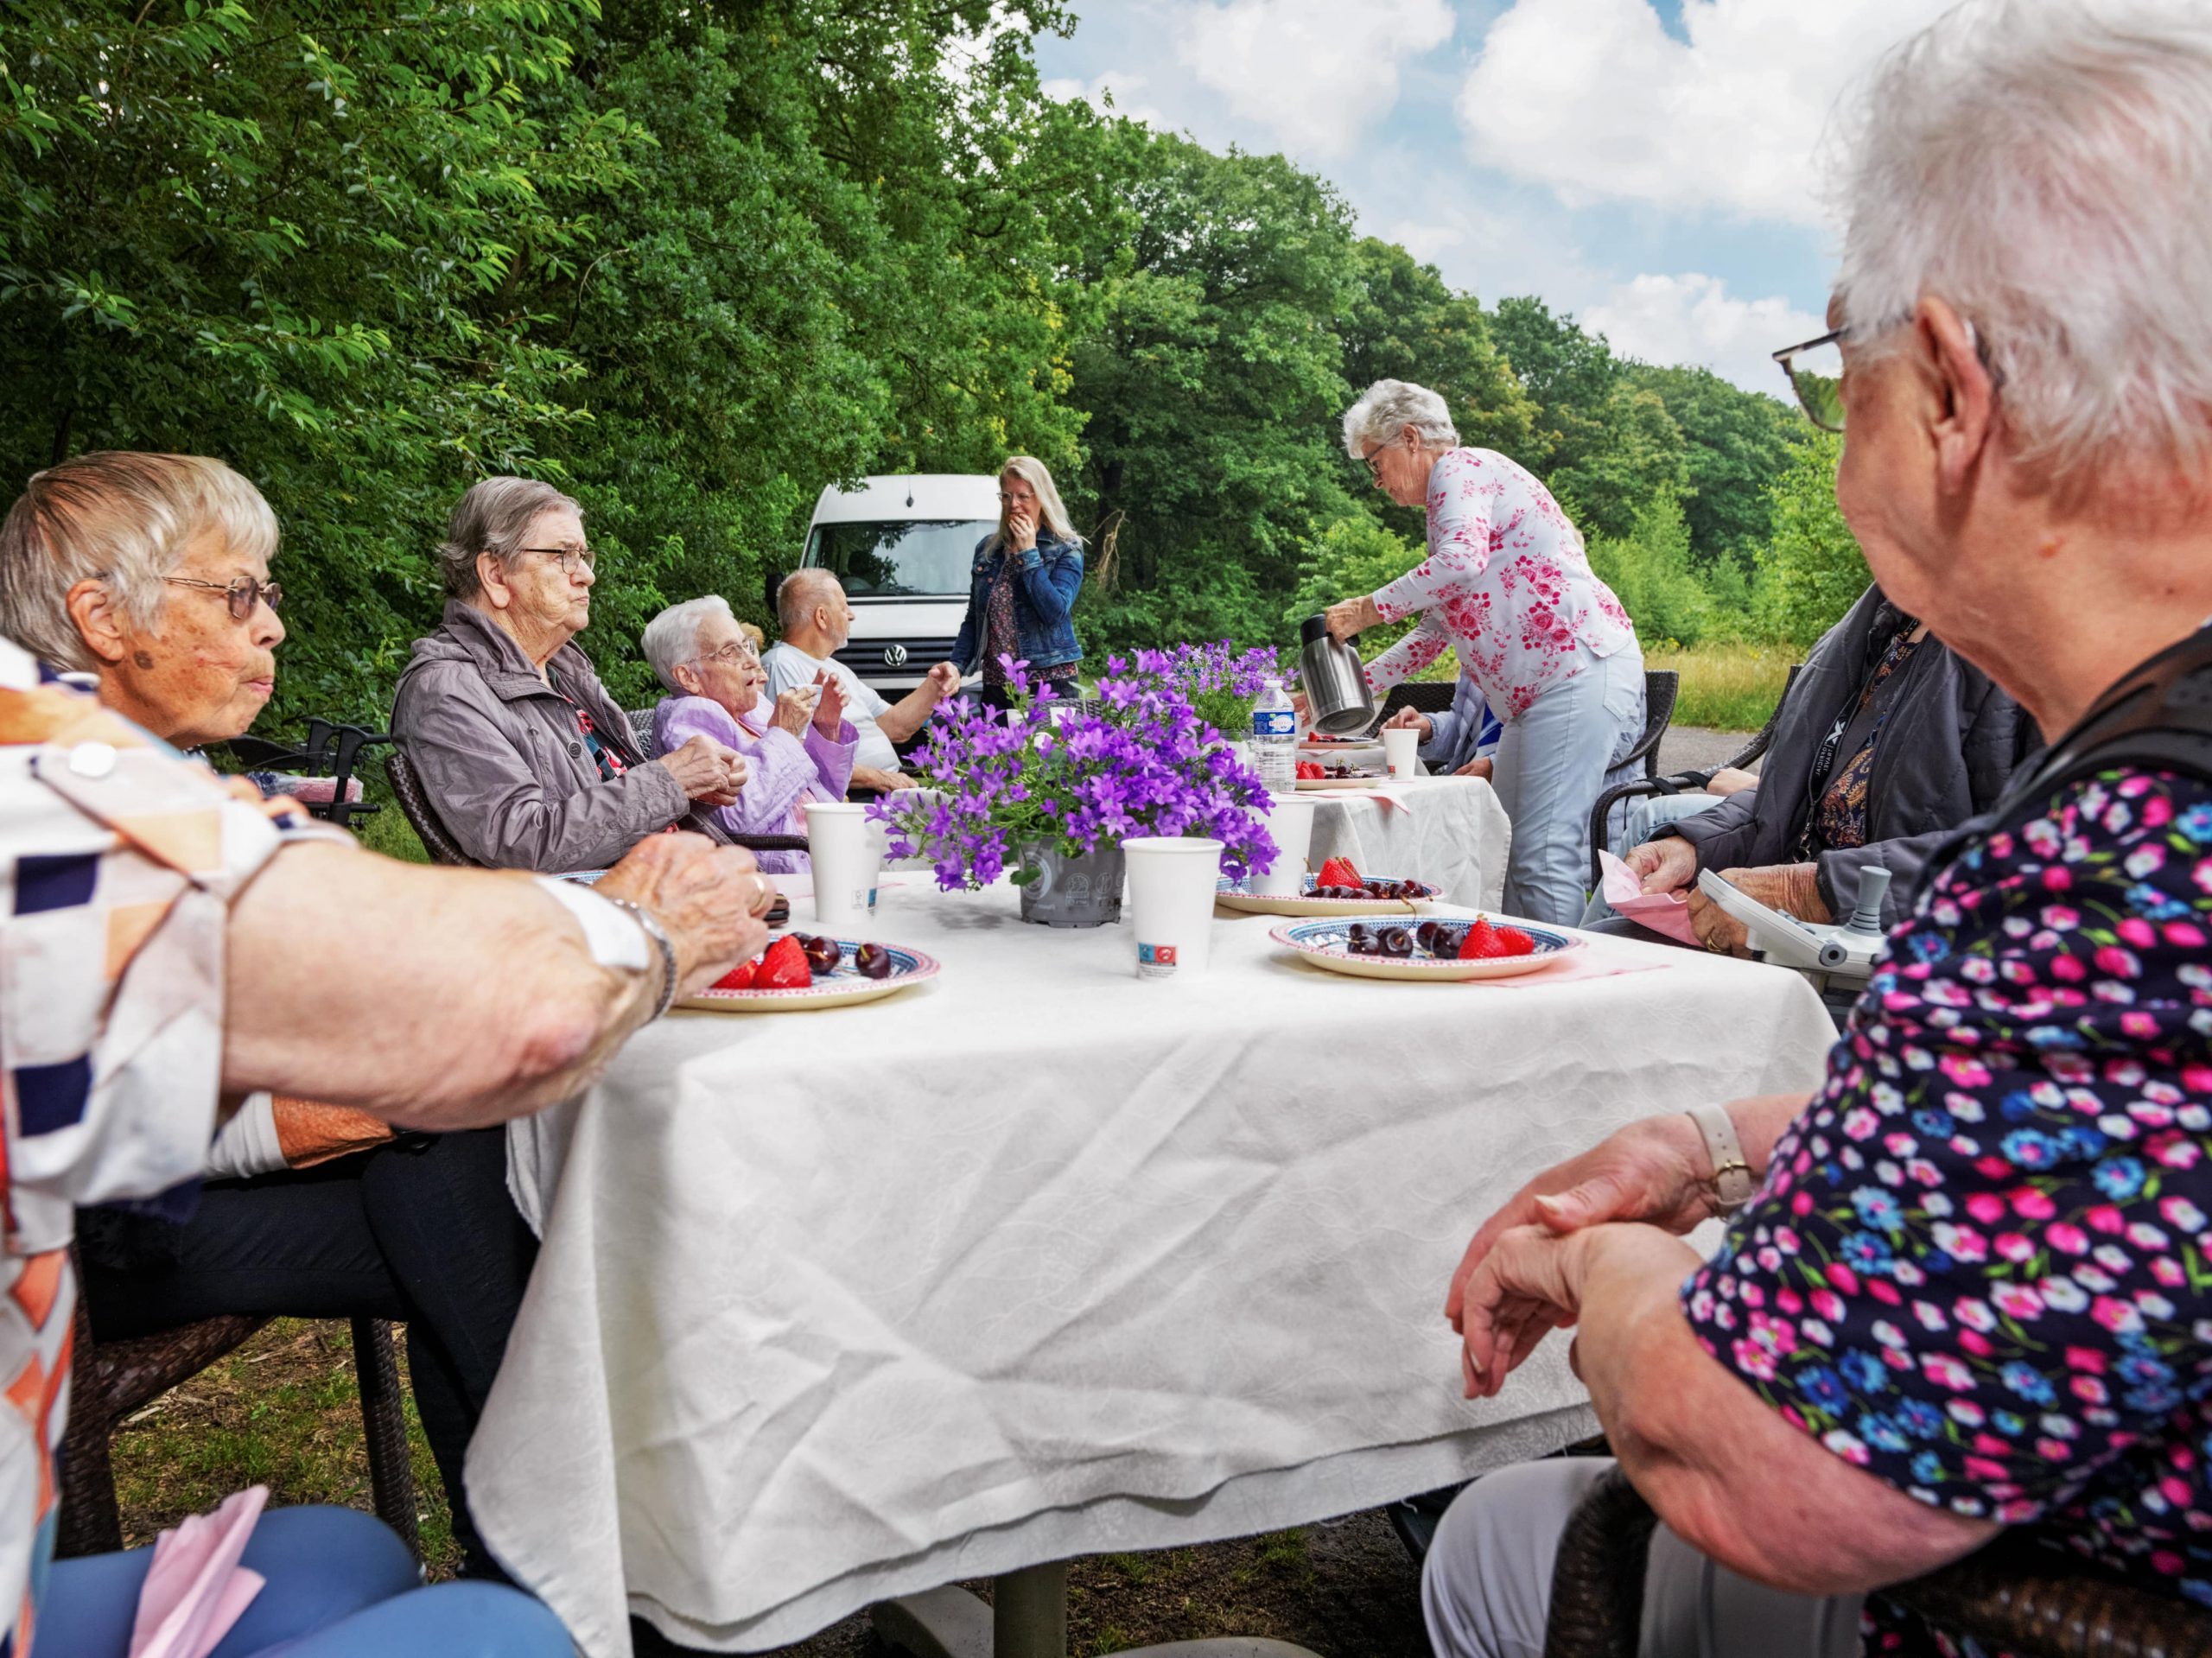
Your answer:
[1251,709,1297,737]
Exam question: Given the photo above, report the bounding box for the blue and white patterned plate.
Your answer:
[1268,916,1580,981]
[676,938,940,1013]
[1216,873,1437,917]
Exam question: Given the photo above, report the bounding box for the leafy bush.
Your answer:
[1757,431,1869,645]
[1585,489,1713,648]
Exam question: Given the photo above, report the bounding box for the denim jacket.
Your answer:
[950,530,1084,676]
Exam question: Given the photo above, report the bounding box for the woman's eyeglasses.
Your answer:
[690,640,757,670]
[1771,330,1847,432]
[164,575,283,620]
[1360,440,1395,485]
[517,544,598,575]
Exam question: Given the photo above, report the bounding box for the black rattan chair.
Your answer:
[61,1246,418,1560]
[219,721,394,831]
[1586,664,1802,886]
[1541,1463,2211,1658]
[1370,680,1458,734]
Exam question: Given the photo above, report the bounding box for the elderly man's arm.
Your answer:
[221,835,764,1130]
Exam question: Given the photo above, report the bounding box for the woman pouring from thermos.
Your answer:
[1322,379,1645,924]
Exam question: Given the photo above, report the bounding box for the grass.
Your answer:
[1645,641,1795,731]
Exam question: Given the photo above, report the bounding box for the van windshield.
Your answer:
[803,519,994,599]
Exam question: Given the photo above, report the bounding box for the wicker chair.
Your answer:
[218,721,393,832]
[61,1248,418,1560]
[1586,664,1802,886]
[1542,1463,2211,1658]
[1370,680,1458,733]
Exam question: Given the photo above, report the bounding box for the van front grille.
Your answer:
[834,638,959,676]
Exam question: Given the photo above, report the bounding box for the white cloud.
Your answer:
[1584,272,1824,391]
[1458,0,1953,225]
[1177,0,1456,158]
[1040,68,1171,130]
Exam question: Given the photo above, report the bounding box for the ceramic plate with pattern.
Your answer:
[1216,873,1437,917]
[675,938,940,1013]
[1294,772,1390,791]
[1268,916,1580,981]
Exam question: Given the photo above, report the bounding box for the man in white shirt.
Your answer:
[764,569,959,791]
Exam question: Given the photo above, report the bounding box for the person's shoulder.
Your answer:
[1937,765,2212,916]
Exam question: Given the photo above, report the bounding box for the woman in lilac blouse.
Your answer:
[640,597,856,872]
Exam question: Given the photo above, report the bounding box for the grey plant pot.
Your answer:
[1017,842,1127,928]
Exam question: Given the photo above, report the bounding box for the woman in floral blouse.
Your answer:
[1324,378,1643,924]
[1424,3,2212,1655]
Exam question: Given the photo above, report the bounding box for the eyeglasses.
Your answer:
[164,575,283,620]
[1360,439,1396,485]
[1772,329,1848,432]
[689,640,757,670]
[516,544,598,575]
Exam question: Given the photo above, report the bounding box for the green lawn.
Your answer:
[1645,642,1794,732]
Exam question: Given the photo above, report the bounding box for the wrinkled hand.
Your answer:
[595,834,772,994]
[1007,506,1038,553]
[1325,595,1380,644]
[1384,704,1433,741]
[925,661,962,702]
[1684,863,1827,956]
[1452,1223,1599,1400]
[1445,1110,1714,1388]
[1706,765,1760,797]
[851,765,917,794]
[772,686,817,740]
[1453,756,1494,781]
[813,670,846,735]
[660,734,747,804]
[1623,835,1698,896]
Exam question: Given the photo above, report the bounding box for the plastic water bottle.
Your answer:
[1251,677,1298,794]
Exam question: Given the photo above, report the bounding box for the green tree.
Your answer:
[1757,430,1867,645]
[1585,489,1712,648]
[1282,514,1448,667]
[1628,363,1804,567]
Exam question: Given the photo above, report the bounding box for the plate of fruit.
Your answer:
[1299,734,1382,759]
[676,931,941,1012]
[1268,915,1579,981]
[1294,758,1387,789]
[1217,857,1436,916]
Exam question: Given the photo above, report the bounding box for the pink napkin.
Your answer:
[1597,849,1701,945]
[130,1486,268,1658]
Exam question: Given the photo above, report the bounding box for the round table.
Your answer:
[472,878,1838,1657]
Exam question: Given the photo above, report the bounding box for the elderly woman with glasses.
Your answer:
[391,478,750,873]
[1423,5,2212,1655]
[641,595,857,872]
[1320,380,1644,924]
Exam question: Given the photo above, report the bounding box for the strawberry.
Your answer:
[1495,926,1538,957]
[1316,856,1363,889]
[711,956,760,992]
[753,934,813,990]
[1458,918,1509,960]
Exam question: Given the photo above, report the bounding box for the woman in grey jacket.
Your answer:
[1619,582,2038,953]
[391,478,749,872]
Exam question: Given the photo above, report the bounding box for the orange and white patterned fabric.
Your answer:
[0,636,296,1655]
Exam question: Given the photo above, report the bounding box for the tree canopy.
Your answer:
[0,0,1853,725]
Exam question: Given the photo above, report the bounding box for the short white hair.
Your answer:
[1341,379,1459,459]
[776,567,842,635]
[640,594,734,694]
[0,452,279,673]
[1835,0,2212,492]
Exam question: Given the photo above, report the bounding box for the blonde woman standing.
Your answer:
[951,455,1085,710]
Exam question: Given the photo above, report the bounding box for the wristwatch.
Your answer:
[1685,1102,1757,1216]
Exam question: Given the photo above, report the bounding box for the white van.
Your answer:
[789,474,999,696]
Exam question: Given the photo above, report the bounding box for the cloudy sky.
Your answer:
[1034,0,1956,392]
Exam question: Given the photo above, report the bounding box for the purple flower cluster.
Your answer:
[868,651,1280,893]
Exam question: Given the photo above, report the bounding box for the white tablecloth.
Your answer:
[1303,776,1510,910]
[474,883,1836,1656]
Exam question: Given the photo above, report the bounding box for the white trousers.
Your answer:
[1490,649,1647,925]
[1421,1459,1865,1658]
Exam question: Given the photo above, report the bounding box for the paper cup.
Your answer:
[862,819,890,912]
[803,802,871,932]
[1123,836,1224,980]
[1382,725,1419,779]
[1251,793,1317,898]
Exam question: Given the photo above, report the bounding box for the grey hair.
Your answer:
[776,567,843,635]
[641,594,735,694]
[438,476,582,600]
[0,452,279,673]
[1341,379,1459,459]
[1834,0,2212,492]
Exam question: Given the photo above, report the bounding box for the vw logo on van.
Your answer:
[882,644,909,668]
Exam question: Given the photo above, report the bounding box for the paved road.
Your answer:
[1659,724,1758,777]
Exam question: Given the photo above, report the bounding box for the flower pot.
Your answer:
[1017,843,1126,928]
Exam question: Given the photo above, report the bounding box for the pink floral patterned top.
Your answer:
[1364,448,1636,720]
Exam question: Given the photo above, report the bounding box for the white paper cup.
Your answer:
[862,819,890,912]
[1123,836,1224,980]
[1382,725,1419,779]
[803,802,871,932]
[1251,794,1317,897]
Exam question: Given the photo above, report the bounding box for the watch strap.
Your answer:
[1686,1102,1757,1215]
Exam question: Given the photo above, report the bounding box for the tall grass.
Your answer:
[1648,643,1795,732]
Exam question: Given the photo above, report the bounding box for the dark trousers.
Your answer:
[81,1128,535,1579]
[979,677,1077,713]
